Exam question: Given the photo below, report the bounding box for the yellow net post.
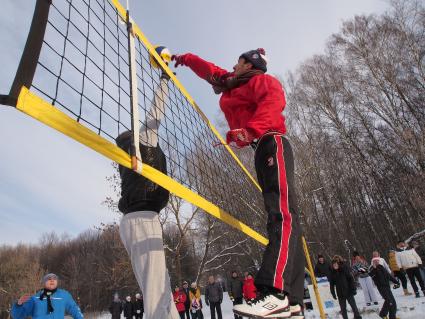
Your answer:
[302,236,326,319]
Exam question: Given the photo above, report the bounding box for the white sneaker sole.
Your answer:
[234,306,291,319]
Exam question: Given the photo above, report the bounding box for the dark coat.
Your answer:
[329,263,356,299]
[182,287,190,308]
[109,301,123,319]
[314,261,331,278]
[369,264,399,287]
[123,301,133,318]
[133,299,144,315]
[205,282,223,303]
[116,132,169,214]
[228,277,243,299]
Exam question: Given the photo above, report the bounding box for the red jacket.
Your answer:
[179,53,286,140]
[173,290,187,312]
[243,277,257,300]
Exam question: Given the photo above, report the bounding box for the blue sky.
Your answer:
[0,0,390,245]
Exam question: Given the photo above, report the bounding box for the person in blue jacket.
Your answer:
[11,273,83,319]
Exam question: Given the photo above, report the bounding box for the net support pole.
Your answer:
[302,236,326,319]
[8,0,51,103]
[126,10,142,173]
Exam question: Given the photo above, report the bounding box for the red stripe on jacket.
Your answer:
[179,53,286,140]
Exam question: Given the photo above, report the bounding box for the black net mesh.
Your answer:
[29,0,267,236]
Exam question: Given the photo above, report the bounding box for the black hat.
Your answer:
[240,48,268,73]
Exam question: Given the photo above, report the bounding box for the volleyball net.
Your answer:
[2,0,268,245]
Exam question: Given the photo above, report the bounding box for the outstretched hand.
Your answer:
[171,54,186,68]
[17,294,31,305]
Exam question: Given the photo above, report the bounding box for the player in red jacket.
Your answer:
[172,49,304,318]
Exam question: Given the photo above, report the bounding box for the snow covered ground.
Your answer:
[200,288,425,319]
[87,283,425,319]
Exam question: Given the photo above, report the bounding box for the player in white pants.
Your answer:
[116,70,179,319]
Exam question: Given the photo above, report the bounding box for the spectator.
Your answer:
[371,251,391,274]
[411,241,425,282]
[369,257,400,319]
[329,257,362,319]
[123,296,134,319]
[314,254,331,279]
[181,281,191,319]
[173,286,187,319]
[396,240,424,297]
[205,275,223,319]
[352,251,378,306]
[388,250,412,295]
[242,273,257,304]
[189,282,203,319]
[109,294,123,319]
[12,273,83,319]
[133,293,144,319]
[228,271,243,319]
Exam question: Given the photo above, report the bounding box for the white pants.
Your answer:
[120,211,179,319]
[359,276,378,303]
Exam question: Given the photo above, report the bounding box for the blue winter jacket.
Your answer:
[11,289,83,319]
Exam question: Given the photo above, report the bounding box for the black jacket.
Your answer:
[116,131,169,214]
[109,301,123,319]
[314,261,331,278]
[369,265,399,287]
[205,282,223,303]
[182,288,190,307]
[123,301,133,318]
[228,277,243,299]
[133,299,144,314]
[329,263,356,299]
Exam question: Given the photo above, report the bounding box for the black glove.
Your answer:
[393,282,400,289]
[205,300,209,306]
[331,293,337,300]
[352,289,357,296]
[219,299,222,304]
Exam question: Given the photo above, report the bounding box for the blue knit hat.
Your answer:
[240,48,268,72]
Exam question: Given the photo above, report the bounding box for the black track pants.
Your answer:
[377,285,397,319]
[253,134,305,305]
[406,267,425,292]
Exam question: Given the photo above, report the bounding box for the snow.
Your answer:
[304,282,425,319]
[86,285,425,319]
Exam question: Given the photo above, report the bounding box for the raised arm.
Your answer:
[139,74,170,146]
[172,53,228,81]
[11,296,34,319]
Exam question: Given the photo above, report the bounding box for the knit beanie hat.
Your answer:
[42,273,58,284]
[240,48,268,72]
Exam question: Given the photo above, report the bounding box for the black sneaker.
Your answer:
[374,301,379,305]
[415,291,420,298]
[366,302,371,306]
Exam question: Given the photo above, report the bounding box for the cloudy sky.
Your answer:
[0,0,390,245]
